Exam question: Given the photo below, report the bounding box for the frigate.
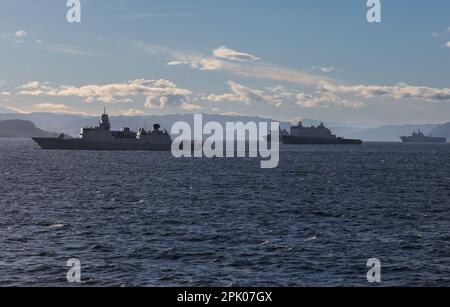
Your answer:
[32,110,172,151]
[281,122,363,145]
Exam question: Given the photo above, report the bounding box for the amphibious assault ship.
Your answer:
[400,131,447,143]
[281,122,363,145]
[32,110,172,151]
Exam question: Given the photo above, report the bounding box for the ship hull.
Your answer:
[32,138,172,151]
[282,136,363,145]
[400,137,447,144]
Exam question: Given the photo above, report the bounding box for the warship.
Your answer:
[400,131,447,143]
[281,122,363,145]
[32,110,172,151]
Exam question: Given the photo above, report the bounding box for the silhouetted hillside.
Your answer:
[0,120,54,138]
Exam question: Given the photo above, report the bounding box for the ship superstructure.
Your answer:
[282,122,363,145]
[400,131,447,143]
[32,110,172,151]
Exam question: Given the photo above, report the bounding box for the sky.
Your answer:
[0,0,449,125]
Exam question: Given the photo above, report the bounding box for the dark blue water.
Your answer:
[0,139,449,287]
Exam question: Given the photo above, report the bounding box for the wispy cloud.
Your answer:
[213,46,259,62]
[0,104,28,114]
[33,40,93,56]
[228,62,331,87]
[2,31,93,56]
[117,108,145,116]
[179,102,203,111]
[167,53,223,71]
[138,43,332,86]
[2,30,27,39]
[1,30,28,45]
[317,81,450,102]
[35,103,73,113]
[205,81,285,107]
[14,30,27,38]
[296,92,362,109]
[33,103,95,115]
[312,66,337,73]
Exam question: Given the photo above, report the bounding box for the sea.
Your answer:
[0,139,449,287]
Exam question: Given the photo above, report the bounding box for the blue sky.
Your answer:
[0,0,449,125]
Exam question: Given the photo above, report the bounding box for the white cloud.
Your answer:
[2,30,27,39]
[35,103,73,113]
[191,58,223,71]
[18,81,42,89]
[317,81,450,101]
[167,53,223,71]
[147,43,450,104]
[15,30,27,38]
[227,62,331,87]
[1,91,11,96]
[33,40,92,56]
[18,81,54,96]
[179,102,203,111]
[296,92,362,109]
[167,60,188,66]
[18,79,192,109]
[167,46,259,70]
[0,104,28,114]
[117,108,145,116]
[313,66,336,73]
[266,85,293,98]
[205,81,284,106]
[139,43,331,86]
[213,46,259,62]
[219,111,245,116]
[446,42,450,48]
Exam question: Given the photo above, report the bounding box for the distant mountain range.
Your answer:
[428,123,450,138]
[335,124,443,142]
[0,111,448,142]
[0,105,15,113]
[0,112,293,137]
[0,120,54,138]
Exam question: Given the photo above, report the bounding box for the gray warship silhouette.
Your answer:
[32,109,172,151]
[280,122,363,145]
[400,131,447,143]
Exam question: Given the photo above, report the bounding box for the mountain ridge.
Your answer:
[0,112,449,141]
[428,123,450,139]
